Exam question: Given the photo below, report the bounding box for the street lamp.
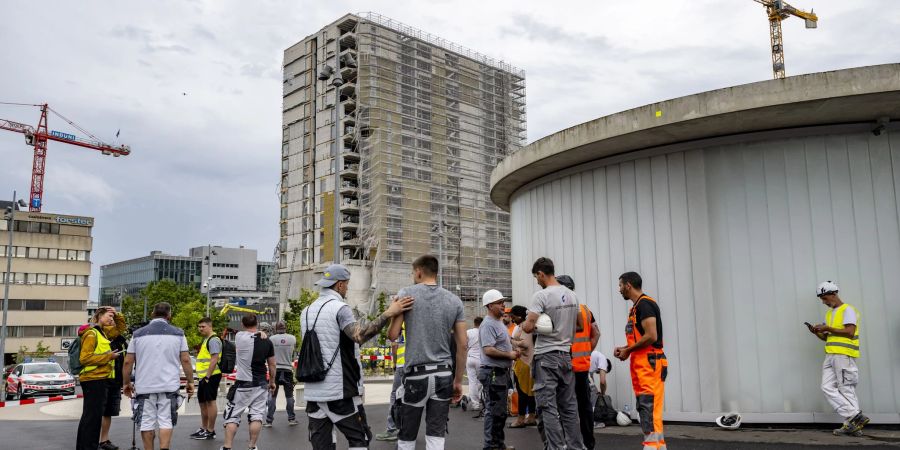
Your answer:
[204,245,217,316]
[2,190,28,402]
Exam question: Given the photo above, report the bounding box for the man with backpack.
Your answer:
[75,306,127,450]
[298,264,414,450]
[191,317,223,440]
[265,321,298,427]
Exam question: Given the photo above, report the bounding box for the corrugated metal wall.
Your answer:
[509,130,900,422]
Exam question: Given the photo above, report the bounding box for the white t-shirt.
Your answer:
[128,318,189,395]
[833,305,857,325]
[466,327,481,359]
[590,351,611,374]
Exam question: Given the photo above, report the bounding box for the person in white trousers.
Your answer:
[465,316,484,411]
[807,281,870,436]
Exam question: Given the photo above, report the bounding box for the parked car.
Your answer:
[5,362,76,400]
[179,356,198,388]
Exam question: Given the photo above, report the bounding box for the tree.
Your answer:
[120,279,229,349]
[283,288,317,348]
[365,292,389,348]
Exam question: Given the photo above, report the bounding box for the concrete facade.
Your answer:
[491,64,900,424]
[1,210,93,364]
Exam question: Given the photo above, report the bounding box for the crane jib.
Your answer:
[49,130,77,141]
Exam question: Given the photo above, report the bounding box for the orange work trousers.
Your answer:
[630,351,667,450]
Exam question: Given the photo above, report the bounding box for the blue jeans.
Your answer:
[266,369,296,423]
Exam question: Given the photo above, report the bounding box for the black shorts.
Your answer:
[198,374,222,403]
[104,382,122,417]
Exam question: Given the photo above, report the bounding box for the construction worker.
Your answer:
[266,321,298,427]
[614,272,667,450]
[387,255,468,450]
[375,322,406,442]
[521,257,584,450]
[301,264,414,450]
[191,317,222,441]
[76,306,126,450]
[557,275,601,449]
[503,308,515,336]
[478,289,519,450]
[466,316,484,412]
[807,281,870,436]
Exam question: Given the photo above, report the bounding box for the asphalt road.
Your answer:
[3,403,899,450]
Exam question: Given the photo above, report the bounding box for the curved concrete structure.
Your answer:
[493,64,900,423]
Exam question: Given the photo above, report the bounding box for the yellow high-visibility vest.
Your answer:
[396,325,406,367]
[197,336,222,376]
[81,328,115,378]
[825,304,860,358]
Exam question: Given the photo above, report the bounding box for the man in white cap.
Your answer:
[301,264,414,449]
[478,289,519,450]
[807,281,869,436]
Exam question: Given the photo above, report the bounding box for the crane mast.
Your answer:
[753,0,818,79]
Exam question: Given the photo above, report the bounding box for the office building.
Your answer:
[279,13,525,312]
[0,207,93,364]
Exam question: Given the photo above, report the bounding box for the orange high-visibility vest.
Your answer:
[571,304,592,372]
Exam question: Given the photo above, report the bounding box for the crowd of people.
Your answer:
[72,254,868,450]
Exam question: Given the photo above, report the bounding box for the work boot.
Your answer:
[833,421,856,436]
[375,430,399,441]
[849,413,870,432]
[509,417,527,428]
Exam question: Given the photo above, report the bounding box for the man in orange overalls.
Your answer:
[614,272,667,450]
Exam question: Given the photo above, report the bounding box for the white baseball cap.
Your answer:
[481,289,507,307]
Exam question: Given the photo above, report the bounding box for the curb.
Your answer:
[0,394,83,408]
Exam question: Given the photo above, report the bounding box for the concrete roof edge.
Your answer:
[490,63,900,210]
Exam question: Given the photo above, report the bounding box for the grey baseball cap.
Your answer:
[315,264,351,287]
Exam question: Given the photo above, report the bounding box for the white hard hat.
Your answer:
[481,289,507,307]
[535,313,553,335]
[816,281,839,297]
[616,411,632,426]
[716,413,742,430]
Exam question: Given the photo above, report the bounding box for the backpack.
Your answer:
[67,326,100,374]
[217,337,236,374]
[593,394,619,425]
[295,299,340,382]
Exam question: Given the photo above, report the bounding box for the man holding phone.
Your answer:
[807,281,869,436]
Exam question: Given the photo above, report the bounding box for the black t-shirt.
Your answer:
[237,335,275,388]
[634,299,664,350]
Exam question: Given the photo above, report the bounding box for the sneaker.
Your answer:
[98,440,119,450]
[204,431,217,440]
[375,430,399,441]
[248,447,259,450]
[288,419,299,426]
[849,413,870,432]
[190,428,208,439]
[262,422,273,428]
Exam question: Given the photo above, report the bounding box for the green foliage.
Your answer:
[365,292,389,348]
[283,288,318,348]
[120,279,229,349]
[15,340,52,363]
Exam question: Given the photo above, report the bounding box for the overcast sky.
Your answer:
[1,0,897,300]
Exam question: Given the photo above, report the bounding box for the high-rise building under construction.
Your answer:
[279,13,525,313]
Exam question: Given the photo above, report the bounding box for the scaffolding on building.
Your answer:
[280,13,526,317]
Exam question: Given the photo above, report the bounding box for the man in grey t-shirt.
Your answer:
[478,289,519,450]
[388,255,467,450]
[521,257,584,450]
[266,321,298,427]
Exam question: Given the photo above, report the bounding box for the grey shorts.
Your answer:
[223,385,268,425]
[133,392,183,432]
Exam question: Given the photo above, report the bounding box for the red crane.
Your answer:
[0,103,130,212]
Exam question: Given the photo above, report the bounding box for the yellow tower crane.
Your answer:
[752,0,818,79]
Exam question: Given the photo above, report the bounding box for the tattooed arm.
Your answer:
[342,296,414,345]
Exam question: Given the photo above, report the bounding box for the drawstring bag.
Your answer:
[295,299,340,382]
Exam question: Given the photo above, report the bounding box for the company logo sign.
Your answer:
[55,216,93,226]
